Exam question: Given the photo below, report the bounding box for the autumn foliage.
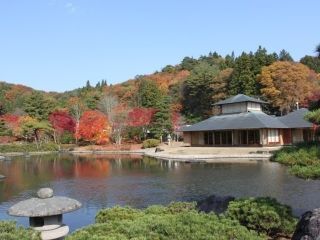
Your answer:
[258,61,319,113]
[76,110,110,144]
[49,111,76,134]
[127,108,155,127]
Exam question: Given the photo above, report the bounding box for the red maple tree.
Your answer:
[127,107,155,127]
[49,111,76,134]
[76,110,110,145]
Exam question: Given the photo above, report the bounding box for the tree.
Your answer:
[300,55,320,73]
[258,61,319,114]
[0,118,11,136]
[150,96,172,140]
[211,68,232,104]
[68,97,86,144]
[24,92,55,121]
[76,110,110,145]
[109,105,129,145]
[49,111,76,144]
[228,47,278,96]
[316,44,320,58]
[279,49,293,61]
[128,108,155,127]
[180,57,198,71]
[182,62,219,122]
[18,116,53,146]
[136,78,163,108]
[98,94,119,116]
[127,107,156,140]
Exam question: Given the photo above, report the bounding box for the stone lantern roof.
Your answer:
[8,188,82,217]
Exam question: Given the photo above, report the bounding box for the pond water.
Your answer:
[0,153,320,232]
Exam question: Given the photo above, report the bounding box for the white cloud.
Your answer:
[65,2,76,13]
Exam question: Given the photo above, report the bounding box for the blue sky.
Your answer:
[0,0,319,92]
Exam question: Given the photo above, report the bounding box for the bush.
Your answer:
[225,197,297,238]
[68,204,264,240]
[60,131,76,144]
[142,139,160,148]
[96,206,142,223]
[272,142,320,179]
[0,142,60,153]
[0,221,40,240]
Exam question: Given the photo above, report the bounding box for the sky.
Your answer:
[0,0,319,92]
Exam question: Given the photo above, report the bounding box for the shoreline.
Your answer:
[0,147,274,163]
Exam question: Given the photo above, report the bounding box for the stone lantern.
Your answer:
[8,188,82,240]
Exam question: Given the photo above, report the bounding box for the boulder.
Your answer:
[292,208,320,240]
[197,194,235,214]
[0,156,5,160]
[0,174,6,180]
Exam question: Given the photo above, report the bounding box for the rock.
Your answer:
[0,156,5,160]
[37,188,54,199]
[292,208,320,240]
[155,147,164,153]
[196,194,235,214]
[0,174,6,180]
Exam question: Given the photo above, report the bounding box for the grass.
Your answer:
[0,142,60,153]
[271,141,320,179]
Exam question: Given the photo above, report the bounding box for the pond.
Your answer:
[0,153,320,231]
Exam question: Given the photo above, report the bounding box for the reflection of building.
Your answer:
[182,94,314,146]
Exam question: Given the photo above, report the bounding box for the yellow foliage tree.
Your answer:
[258,61,319,114]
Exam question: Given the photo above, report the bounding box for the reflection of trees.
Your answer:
[0,154,183,204]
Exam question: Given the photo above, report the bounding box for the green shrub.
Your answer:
[69,204,264,240]
[0,221,40,240]
[0,142,60,153]
[96,206,143,223]
[142,139,160,148]
[272,142,320,179]
[60,131,75,144]
[225,197,297,238]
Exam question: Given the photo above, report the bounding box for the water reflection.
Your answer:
[0,154,320,232]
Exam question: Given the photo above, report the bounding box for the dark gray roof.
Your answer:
[183,111,288,132]
[278,108,312,128]
[214,94,267,105]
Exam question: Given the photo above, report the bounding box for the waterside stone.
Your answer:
[292,208,320,240]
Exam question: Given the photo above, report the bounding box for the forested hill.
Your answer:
[1,46,320,125]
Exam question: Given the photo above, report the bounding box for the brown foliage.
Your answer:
[258,61,319,113]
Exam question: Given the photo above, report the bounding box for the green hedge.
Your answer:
[142,139,160,148]
[0,142,60,153]
[0,221,40,240]
[225,197,297,238]
[69,203,264,240]
[271,142,320,179]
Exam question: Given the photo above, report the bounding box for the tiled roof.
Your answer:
[278,108,313,128]
[214,94,267,105]
[182,108,313,132]
[182,111,288,132]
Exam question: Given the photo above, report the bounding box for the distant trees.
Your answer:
[182,62,219,122]
[136,78,163,108]
[258,61,319,114]
[24,92,55,121]
[2,45,320,146]
[228,47,278,96]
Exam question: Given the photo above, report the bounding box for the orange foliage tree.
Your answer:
[258,61,319,114]
[76,110,110,145]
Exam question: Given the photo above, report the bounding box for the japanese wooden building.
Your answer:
[182,94,315,146]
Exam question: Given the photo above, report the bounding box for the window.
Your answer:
[268,129,279,143]
[214,132,221,145]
